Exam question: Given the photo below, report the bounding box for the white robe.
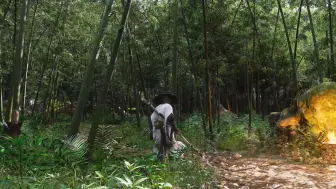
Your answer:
[150,103,185,154]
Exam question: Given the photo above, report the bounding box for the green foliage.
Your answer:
[178,113,271,152]
[0,116,213,188]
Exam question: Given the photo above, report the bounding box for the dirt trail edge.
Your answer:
[203,152,336,189]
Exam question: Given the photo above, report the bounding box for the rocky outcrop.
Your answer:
[276,82,336,143]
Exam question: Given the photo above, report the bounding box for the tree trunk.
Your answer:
[87,0,132,151]
[0,0,12,122]
[230,0,244,26]
[202,0,213,142]
[0,83,3,122]
[293,0,303,62]
[135,52,152,138]
[22,0,39,115]
[270,9,279,62]
[180,0,207,131]
[31,2,63,114]
[328,0,335,81]
[277,0,297,93]
[12,0,17,66]
[172,0,178,95]
[68,0,114,137]
[305,0,322,83]
[126,25,140,128]
[6,0,29,121]
[256,71,260,114]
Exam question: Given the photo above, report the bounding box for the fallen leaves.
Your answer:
[202,152,336,189]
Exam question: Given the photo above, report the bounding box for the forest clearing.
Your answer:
[1,0,336,188]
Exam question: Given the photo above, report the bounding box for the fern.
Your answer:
[64,134,88,166]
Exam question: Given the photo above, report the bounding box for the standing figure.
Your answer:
[150,94,184,159]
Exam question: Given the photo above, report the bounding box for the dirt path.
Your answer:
[204,152,336,189]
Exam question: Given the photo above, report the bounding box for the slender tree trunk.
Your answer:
[51,66,59,124]
[22,0,39,115]
[68,0,114,137]
[246,63,252,135]
[42,55,57,113]
[230,0,244,26]
[328,0,335,81]
[135,52,152,138]
[87,0,132,151]
[245,0,257,136]
[172,0,178,95]
[31,2,63,114]
[6,0,29,121]
[180,0,195,110]
[202,0,213,143]
[270,9,279,62]
[270,9,280,112]
[293,0,303,62]
[277,0,297,94]
[0,0,12,122]
[0,83,3,122]
[44,57,57,122]
[256,71,260,114]
[180,0,207,131]
[12,0,17,66]
[305,0,322,83]
[216,65,220,128]
[44,2,68,121]
[326,30,331,77]
[126,25,140,128]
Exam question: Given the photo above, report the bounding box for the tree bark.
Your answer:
[135,52,152,138]
[68,0,114,137]
[293,0,303,62]
[305,0,322,83]
[328,0,335,81]
[0,83,3,122]
[31,2,64,114]
[126,25,140,128]
[6,0,29,121]
[0,0,12,122]
[22,0,39,115]
[202,0,213,143]
[180,0,207,131]
[277,0,297,95]
[172,0,178,95]
[87,0,132,151]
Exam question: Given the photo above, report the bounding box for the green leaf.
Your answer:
[123,174,132,184]
[159,183,173,188]
[135,186,150,189]
[89,186,109,189]
[95,171,104,178]
[124,160,131,168]
[115,177,131,187]
[130,165,144,172]
[133,177,148,186]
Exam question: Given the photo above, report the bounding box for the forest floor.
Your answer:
[204,152,336,189]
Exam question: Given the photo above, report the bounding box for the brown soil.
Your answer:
[203,152,336,189]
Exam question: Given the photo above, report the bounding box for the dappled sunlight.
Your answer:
[325,131,336,144]
[297,89,336,139]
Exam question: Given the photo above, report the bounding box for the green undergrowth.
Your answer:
[0,112,272,188]
[178,113,272,152]
[0,114,214,189]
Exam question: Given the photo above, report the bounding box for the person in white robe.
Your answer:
[150,95,185,158]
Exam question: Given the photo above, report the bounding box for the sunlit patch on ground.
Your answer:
[325,131,336,144]
[204,152,336,189]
